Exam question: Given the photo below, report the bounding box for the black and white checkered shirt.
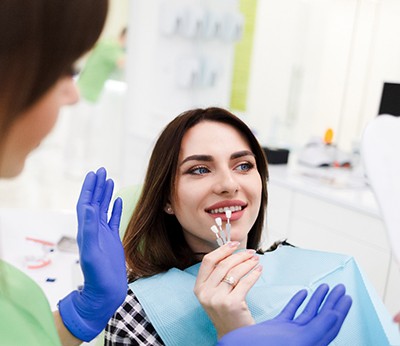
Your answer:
[104,288,164,345]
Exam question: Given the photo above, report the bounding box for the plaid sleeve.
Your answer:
[104,288,164,345]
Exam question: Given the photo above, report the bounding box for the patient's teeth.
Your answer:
[209,205,245,215]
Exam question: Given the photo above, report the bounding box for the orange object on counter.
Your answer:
[324,128,334,144]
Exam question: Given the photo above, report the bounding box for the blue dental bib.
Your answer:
[130,246,400,346]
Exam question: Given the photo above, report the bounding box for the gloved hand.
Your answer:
[217,283,352,346]
[58,168,126,342]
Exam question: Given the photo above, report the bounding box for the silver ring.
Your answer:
[222,275,236,286]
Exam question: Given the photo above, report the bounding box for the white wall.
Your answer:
[121,0,241,185]
[246,0,400,152]
[246,0,360,150]
[102,0,129,39]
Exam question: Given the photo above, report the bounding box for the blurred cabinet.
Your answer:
[265,166,400,313]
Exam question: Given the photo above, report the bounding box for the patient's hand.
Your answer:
[193,242,262,339]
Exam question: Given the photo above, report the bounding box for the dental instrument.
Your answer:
[211,225,224,247]
[215,217,227,243]
[225,210,231,242]
[211,211,232,247]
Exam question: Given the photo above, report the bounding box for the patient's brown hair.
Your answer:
[123,107,269,281]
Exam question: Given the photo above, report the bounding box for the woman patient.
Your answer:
[105,107,397,345]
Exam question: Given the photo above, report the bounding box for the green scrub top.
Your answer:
[77,40,125,103]
[0,260,61,345]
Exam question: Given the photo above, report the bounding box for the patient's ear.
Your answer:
[164,204,174,215]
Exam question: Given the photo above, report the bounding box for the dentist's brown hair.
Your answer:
[0,0,108,160]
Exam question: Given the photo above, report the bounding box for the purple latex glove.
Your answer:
[58,168,127,341]
[217,283,352,346]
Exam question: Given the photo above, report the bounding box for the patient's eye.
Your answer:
[187,166,210,175]
[235,162,254,172]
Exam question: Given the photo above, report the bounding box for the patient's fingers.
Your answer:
[196,242,240,284]
[209,250,258,287]
[228,264,263,299]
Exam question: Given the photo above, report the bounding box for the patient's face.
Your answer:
[171,120,262,253]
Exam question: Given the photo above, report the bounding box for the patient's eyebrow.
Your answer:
[180,150,255,166]
[230,150,255,160]
[180,155,213,166]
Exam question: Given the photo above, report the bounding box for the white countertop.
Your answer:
[268,163,381,218]
[0,208,81,310]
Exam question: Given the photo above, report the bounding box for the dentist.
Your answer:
[0,1,126,345]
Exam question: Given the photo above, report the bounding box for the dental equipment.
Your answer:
[210,211,232,247]
[225,210,231,242]
[211,225,224,247]
[215,217,227,244]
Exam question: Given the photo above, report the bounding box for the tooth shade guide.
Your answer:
[210,225,224,247]
[210,217,229,247]
[219,227,227,243]
[225,210,231,242]
[210,225,219,234]
[226,224,231,242]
